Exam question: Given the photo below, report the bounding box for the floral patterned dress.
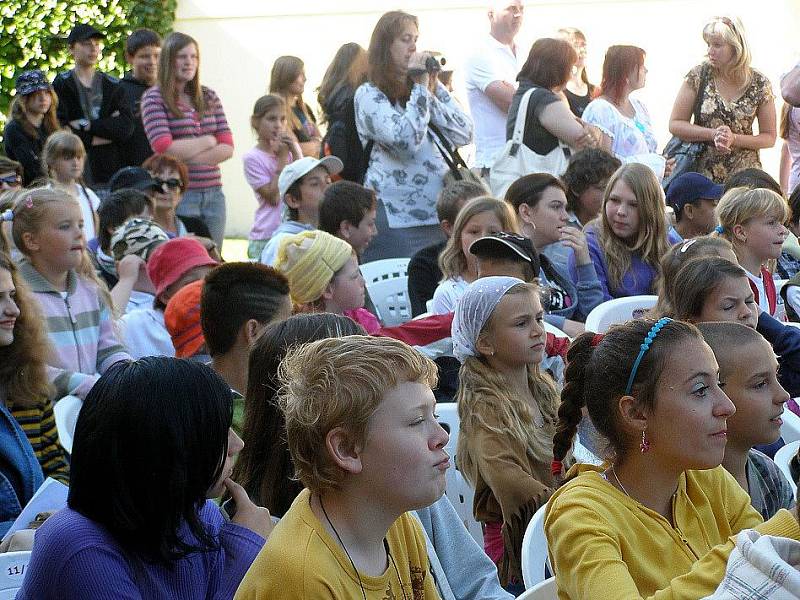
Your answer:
[687,63,774,183]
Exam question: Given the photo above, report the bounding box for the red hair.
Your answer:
[600,45,645,104]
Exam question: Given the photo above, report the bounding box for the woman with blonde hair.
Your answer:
[668,16,776,183]
[431,196,516,314]
[4,70,60,185]
[570,163,671,299]
[556,27,596,118]
[141,31,234,249]
[269,56,321,158]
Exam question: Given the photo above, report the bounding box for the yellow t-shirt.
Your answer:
[235,488,440,599]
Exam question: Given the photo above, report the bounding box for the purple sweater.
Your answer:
[568,227,658,300]
[17,501,264,599]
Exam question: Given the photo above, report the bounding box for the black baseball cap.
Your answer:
[67,24,106,45]
[469,232,541,274]
[109,167,159,193]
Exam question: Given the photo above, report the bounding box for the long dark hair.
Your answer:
[317,42,368,120]
[232,313,364,517]
[68,358,233,564]
[367,11,418,105]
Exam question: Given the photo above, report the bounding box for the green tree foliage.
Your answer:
[0,0,177,134]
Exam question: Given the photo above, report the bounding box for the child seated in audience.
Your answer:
[275,229,379,332]
[431,197,516,314]
[259,155,343,265]
[318,180,378,257]
[549,318,800,599]
[504,173,604,335]
[233,313,514,600]
[18,357,272,599]
[235,335,447,598]
[568,163,671,300]
[716,186,789,320]
[697,321,794,520]
[663,256,800,406]
[12,188,130,399]
[408,180,486,316]
[107,217,168,315]
[452,276,563,591]
[89,188,153,287]
[780,187,800,316]
[120,236,218,358]
[200,262,292,433]
[164,279,209,362]
[664,172,723,241]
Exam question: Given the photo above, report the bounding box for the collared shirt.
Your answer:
[464,34,521,168]
[747,448,795,521]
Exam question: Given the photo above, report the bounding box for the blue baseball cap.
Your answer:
[665,172,723,212]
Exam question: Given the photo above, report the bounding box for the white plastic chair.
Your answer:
[53,394,83,454]
[573,438,603,466]
[773,440,800,496]
[521,503,549,588]
[436,402,459,458]
[444,468,483,545]
[518,577,557,599]
[781,407,800,444]
[543,321,571,341]
[0,551,31,599]
[584,295,658,333]
[359,258,409,284]
[367,277,412,327]
[776,279,789,294]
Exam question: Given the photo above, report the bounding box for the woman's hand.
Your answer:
[714,125,734,153]
[408,52,439,93]
[560,227,591,266]
[224,478,274,540]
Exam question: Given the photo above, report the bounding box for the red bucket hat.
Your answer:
[147,237,218,298]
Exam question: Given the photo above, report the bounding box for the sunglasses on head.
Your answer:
[0,174,21,186]
[154,177,182,190]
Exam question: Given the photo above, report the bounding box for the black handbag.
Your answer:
[662,65,711,189]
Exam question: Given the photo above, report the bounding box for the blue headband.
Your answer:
[624,318,672,395]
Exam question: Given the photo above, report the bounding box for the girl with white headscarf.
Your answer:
[451,276,566,591]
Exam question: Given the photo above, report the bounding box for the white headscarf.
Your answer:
[451,276,526,363]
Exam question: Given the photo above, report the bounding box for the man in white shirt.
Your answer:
[463,1,524,174]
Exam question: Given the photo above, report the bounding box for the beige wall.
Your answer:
[175,0,800,237]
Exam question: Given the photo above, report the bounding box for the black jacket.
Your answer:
[3,119,47,185]
[52,70,134,184]
[117,72,154,168]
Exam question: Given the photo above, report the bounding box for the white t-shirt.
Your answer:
[464,35,521,168]
[431,276,469,314]
[75,184,100,241]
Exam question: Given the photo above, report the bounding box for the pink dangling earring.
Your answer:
[640,430,651,453]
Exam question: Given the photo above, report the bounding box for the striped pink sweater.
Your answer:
[141,85,233,190]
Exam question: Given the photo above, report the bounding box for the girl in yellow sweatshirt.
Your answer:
[548,318,800,599]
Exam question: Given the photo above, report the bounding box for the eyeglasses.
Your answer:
[154,178,182,190]
[0,174,21,186]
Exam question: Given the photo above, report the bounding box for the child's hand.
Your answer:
[117,255,146,282]
[224,478,274,540]
[560,227,591,266]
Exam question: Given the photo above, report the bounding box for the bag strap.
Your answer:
[691,65,711,124]
[429,123,469,171]
[511,87,537,145]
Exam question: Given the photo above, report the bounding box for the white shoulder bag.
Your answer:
[489,87,570,198]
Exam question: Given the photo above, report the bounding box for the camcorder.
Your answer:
[408,55,447,77]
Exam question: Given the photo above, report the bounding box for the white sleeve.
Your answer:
[582,99,618,140]
[465,51,505,93]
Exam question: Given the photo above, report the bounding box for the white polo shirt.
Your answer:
[464,34,522,168]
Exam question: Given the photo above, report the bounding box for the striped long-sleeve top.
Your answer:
[141,85,233,190]
[17,260,131,400]
[9,401,69,485]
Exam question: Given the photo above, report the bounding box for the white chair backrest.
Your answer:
[543,321,571,341]
[366,277,412,327]
[518,577,557,599]
[584,295,658,333]
[359,258,410,284]
[0,551,31,598]
[773,440,800,497]
[785,322,800,330]
[521,503,549,588]
[436,402,459,458]
[573,438,603,466]
[444,468,483,545]
[53,394,83,454]
[781,407,800,444]
[776,279,789,294]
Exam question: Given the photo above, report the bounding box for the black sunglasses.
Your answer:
[154,177,182,190]
[0,174,21,186]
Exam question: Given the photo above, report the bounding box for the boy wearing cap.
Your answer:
[665,172,723,242]
[108,217,168,315]
[119,237,217,358]
[52,24,134,186]
[258,156,343,266]
[119,29,162,168]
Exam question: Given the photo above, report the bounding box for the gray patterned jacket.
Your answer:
[355,81,473,229]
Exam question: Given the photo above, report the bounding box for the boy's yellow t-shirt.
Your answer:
[234,488,440,599]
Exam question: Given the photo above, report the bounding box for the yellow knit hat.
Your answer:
[276,230,353,304]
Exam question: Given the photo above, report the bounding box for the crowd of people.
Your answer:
[2,2,800,598]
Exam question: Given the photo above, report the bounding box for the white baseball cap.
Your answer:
[278,156,344,201]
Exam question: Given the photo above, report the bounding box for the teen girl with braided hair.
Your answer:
[548,318,800,599]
